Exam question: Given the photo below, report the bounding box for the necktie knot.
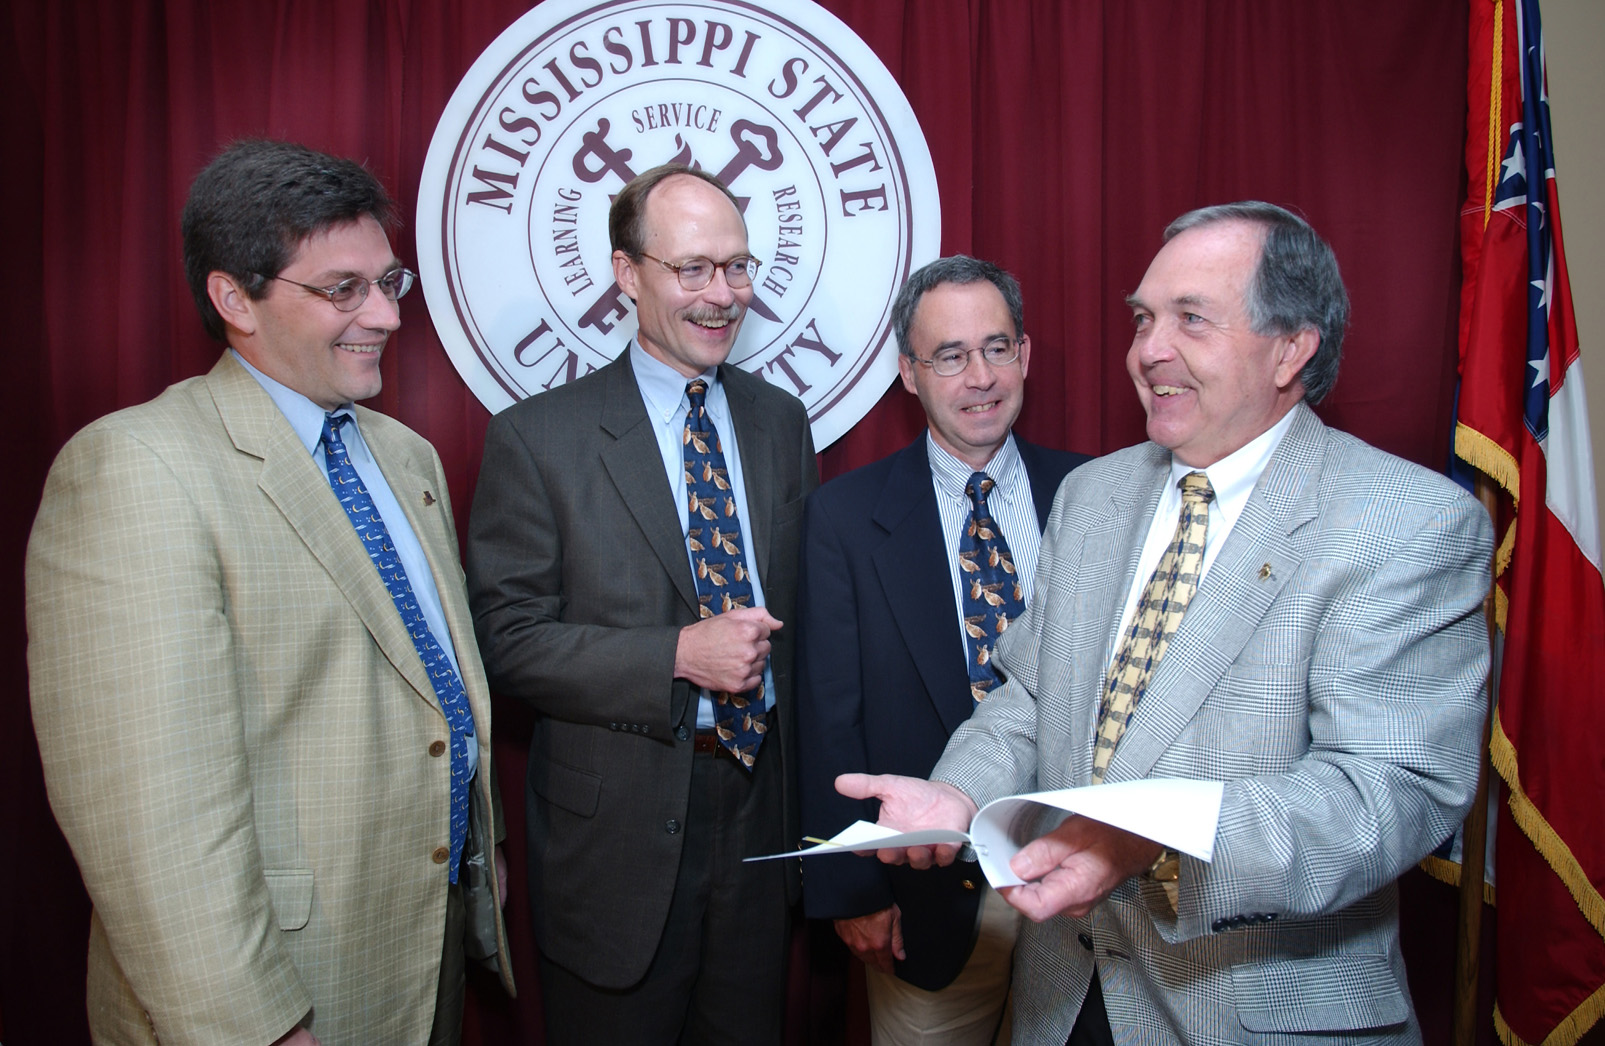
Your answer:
[686,379,710,412]
[1180,470,1214,504]
[965,471,995,508]
[322,411,353,447]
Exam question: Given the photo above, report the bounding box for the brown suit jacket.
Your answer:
[27,353,513,1046]
[467,351,817,988]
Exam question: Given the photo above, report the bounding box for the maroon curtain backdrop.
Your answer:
[0,2,1479,1044]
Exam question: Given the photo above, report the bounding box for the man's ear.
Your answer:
[1274,328,1320,391]
[897,351,919,395]
[207,272,259,337]
[612,250,639,303]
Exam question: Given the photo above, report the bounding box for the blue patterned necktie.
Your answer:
[959,471,1027,705]
[322,412,475,882]
[683,380,766,769]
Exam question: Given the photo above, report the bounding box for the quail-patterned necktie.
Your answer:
[1092,470,1214,785]
[322,413,476,881]
[958,472,1028,705]
[682,380,766,769]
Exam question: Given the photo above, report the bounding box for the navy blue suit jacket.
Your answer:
[796,433,1087,990]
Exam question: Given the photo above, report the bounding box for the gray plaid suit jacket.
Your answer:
[933,403,1492,1045]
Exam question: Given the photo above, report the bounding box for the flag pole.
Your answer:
[1453,473,1500,1046]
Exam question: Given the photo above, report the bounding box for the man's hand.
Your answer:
[1000,816,1164,922]
[271,1025,320,1046]
[495,845,509,909]
[834,905,905,973]
[835,773,978,869]
[675,607,781,693]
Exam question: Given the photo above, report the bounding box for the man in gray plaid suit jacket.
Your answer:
[841,202,1491,1044]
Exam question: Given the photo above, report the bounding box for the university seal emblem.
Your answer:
[417,0,939,447]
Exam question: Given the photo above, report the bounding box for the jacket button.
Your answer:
[432,846,450,864]
[1077,933,1094,951]
[428,740,446,757]
[676,725,690,741]
[665,820,681,834]
[1211,918,1228,933]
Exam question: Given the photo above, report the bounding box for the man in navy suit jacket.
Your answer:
[797,256,1087,1045]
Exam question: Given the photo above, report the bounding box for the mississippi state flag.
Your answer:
[1456,0,1605,1043]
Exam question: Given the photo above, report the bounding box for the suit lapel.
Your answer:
[1018,440,1065,529]
[1109,406,1323,781]
[721,365,776,583]
[206,356,441,712]
[597,355,701,616]
[871,440,974,735]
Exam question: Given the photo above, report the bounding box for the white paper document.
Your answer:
[746,777,1224,888]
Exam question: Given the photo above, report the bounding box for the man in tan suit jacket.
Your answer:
[27,140,513,1046]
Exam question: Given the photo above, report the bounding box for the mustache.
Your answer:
[682,304,742,324]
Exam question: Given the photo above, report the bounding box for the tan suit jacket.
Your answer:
[27,353,513,1046]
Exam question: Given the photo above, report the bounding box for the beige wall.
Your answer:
[1545,0,1605,535]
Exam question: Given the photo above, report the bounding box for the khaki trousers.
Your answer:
[863,884,1018,1046]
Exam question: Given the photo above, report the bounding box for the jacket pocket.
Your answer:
[530,757,602,818]
[263,869,314,931]
[1233,952,1408,1032]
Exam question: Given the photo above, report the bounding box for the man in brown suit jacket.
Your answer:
[27,140,513,1046]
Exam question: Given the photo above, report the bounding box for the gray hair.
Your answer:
[1164,202,1350,404]
[890,255,1024,357]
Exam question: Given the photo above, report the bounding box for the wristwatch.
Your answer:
[1143,847,1180,883]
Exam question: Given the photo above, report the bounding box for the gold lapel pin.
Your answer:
[1258,563,1273,581]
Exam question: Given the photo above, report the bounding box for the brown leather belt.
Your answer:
[692,730,724,755]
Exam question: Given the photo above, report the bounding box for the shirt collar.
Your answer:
[230,349,355,456]
[629,340,720,424]
[926,431,1024,503]
[1167,405,1299,526]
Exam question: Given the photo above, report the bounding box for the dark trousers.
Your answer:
[429,880,467,1046]
[1066,969,1114,1046]
[538,741,789,1044]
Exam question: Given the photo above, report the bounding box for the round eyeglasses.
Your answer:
[636,252,761,290]
[909,336,1024,377]
[261,267,417,311]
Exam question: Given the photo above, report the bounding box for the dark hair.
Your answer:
[1163,201,1350,405]
[181,140,394,341]
[608,163,743,256]
[890,255,1025,357]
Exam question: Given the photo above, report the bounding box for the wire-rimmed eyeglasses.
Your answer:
[908,336,1024,377]
[260,267,417,311]
[636,252,761,291]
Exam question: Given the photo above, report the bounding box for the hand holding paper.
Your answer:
[832,773,978,870]
[1002,815,1168,922]
[751,777,1225,923]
